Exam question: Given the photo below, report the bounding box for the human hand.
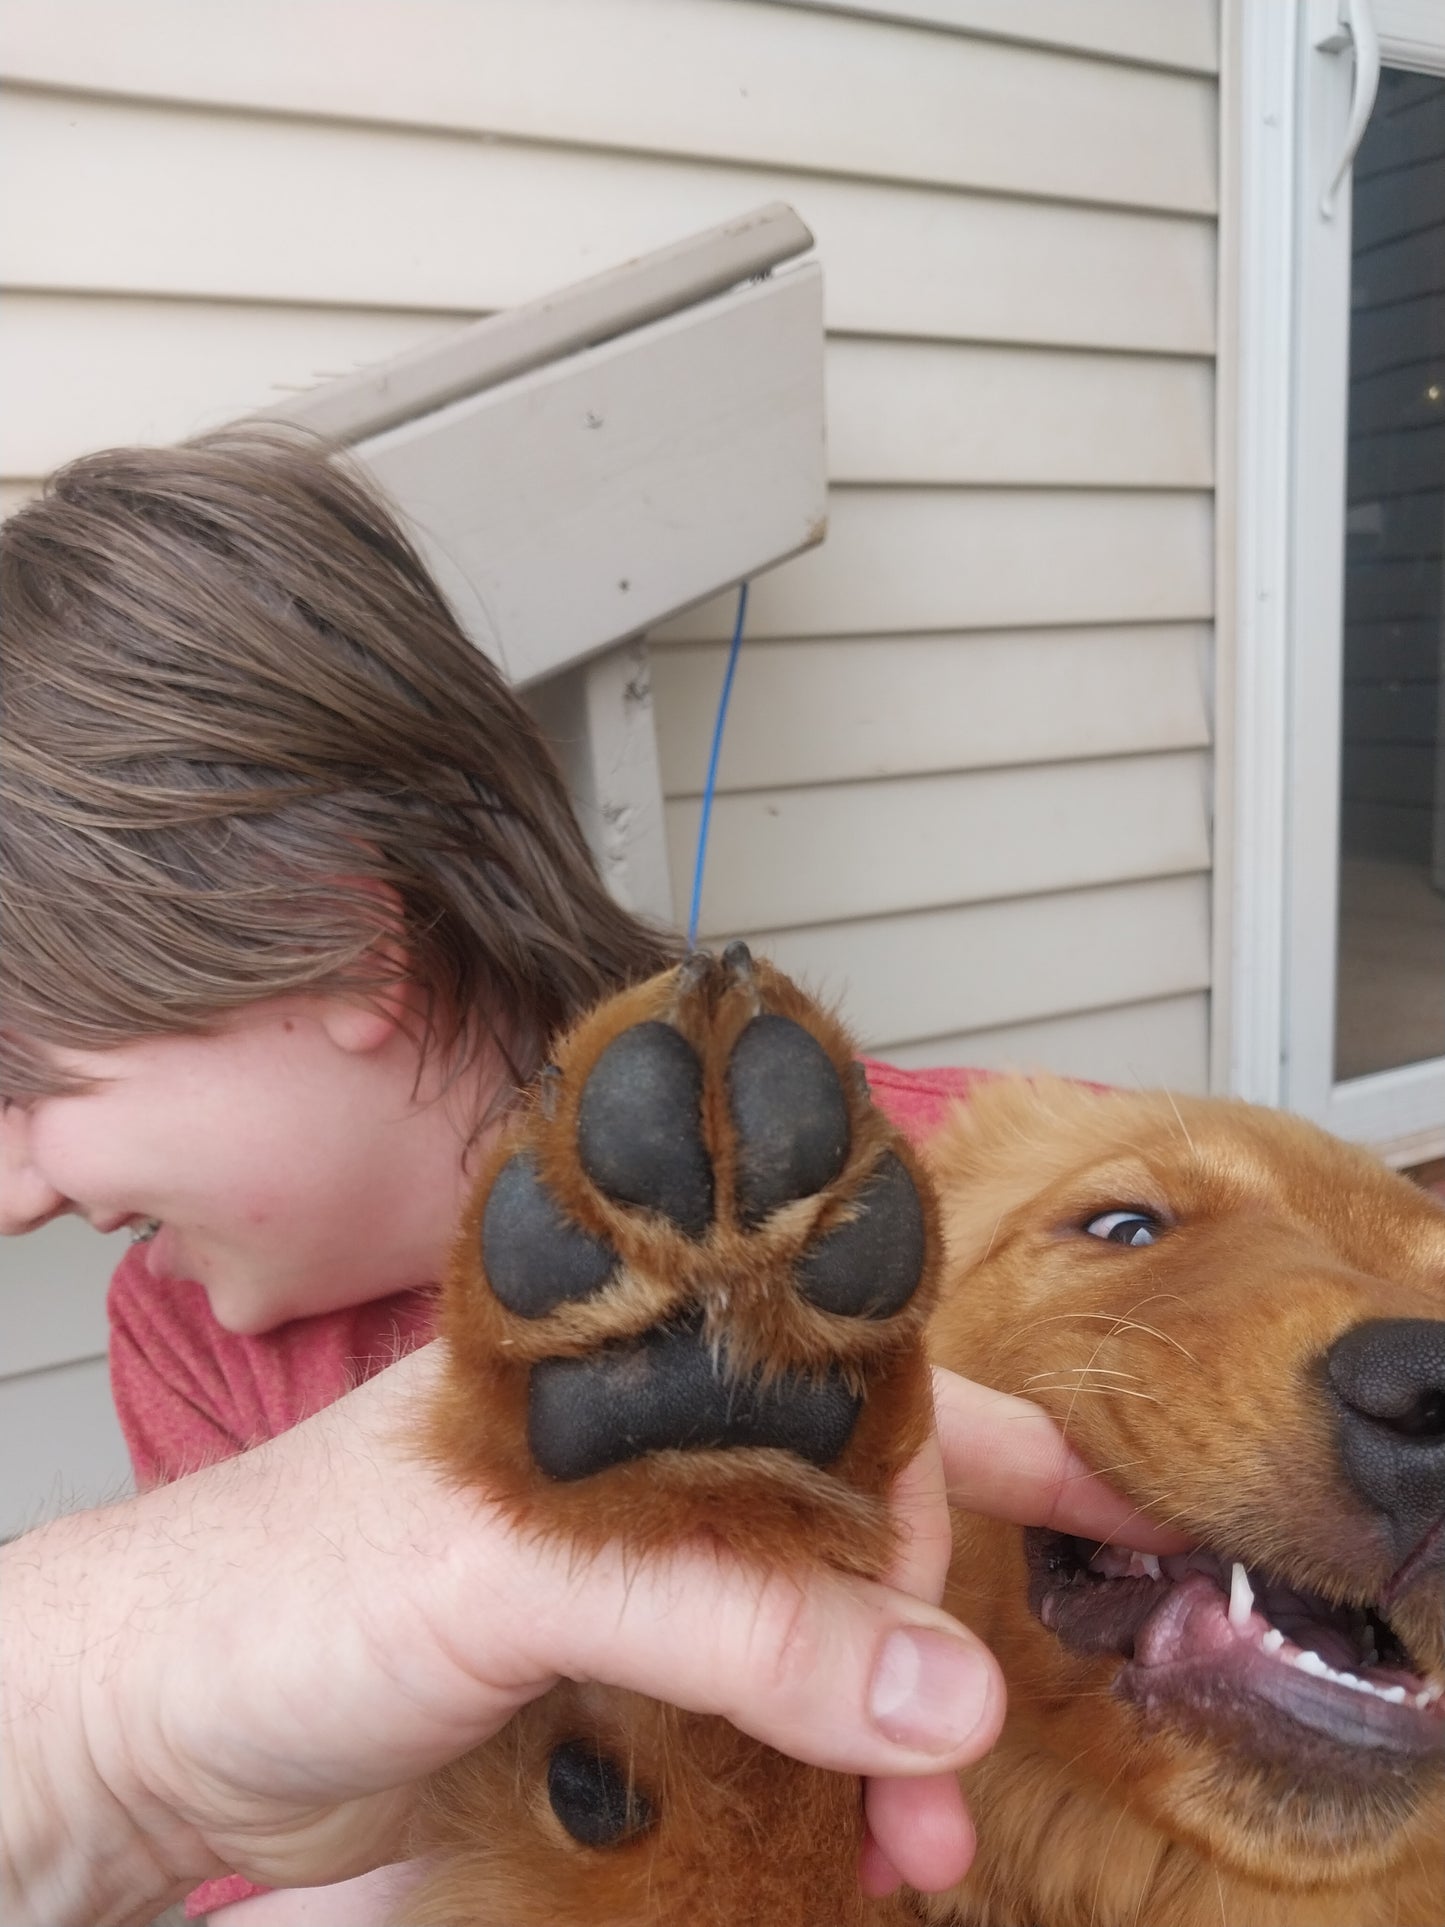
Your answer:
[858,1366,1193,1898]
[3,1348,1185,1926]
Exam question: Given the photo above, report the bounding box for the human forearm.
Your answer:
[1,1504,199,1926]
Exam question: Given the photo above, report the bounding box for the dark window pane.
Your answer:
[1335,68,1445,1082]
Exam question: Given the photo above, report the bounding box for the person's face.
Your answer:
[0,996,495,1334]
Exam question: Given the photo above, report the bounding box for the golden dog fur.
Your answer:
[411,960,1445,1926]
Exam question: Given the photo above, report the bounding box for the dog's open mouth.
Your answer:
[1027,1529,1445,1765]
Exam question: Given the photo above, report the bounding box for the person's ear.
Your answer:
[318,988,408,1056]
[318,881,415,1055]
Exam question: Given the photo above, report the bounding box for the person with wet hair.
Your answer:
[0,433,1175,1924]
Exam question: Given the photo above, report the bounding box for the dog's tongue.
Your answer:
[1133,1572,1237,1669]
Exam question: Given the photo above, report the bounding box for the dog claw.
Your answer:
[536,1063,563,1120]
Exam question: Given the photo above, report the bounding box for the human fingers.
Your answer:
[508,1522,1007,1782]
[858,1425,976,1893]
[861,1771,975,1897]
[880,1416,954,1603]
[931,1367,1192,1552]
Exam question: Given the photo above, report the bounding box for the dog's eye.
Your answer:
[1084,1210,1160,1247]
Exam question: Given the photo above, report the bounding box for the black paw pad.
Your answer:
[527,1315,862,1482]
[576,1022,713,1237]
[482,1154,617,1319]
[547,1740,654,1848]
[727,1015,850,1227]
[796,1152,926,1319]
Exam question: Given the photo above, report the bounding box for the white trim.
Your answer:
[1281,13,1355,1125]
[1230,2,1445,1148]
[1221,0,1298,1105]
[1331,1058,1445,1155]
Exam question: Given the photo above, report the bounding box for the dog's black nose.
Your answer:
[1326,1318,1445,1557]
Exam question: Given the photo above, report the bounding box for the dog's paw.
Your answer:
[428,942,940,1575]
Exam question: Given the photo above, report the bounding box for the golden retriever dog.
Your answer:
[409,948,1445,1926]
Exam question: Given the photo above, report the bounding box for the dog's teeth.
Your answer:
[1252,1616,1439,1711]
[1228,1562,1255,1631]
[1140,1553,1162,1580]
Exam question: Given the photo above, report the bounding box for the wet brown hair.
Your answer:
[0,428,678,1103]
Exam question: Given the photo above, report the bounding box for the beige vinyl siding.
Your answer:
[784,0,1219,74]
[884,994,1212,1093]
[0,0,1216,211]
[755,875,1213,1046]
[0,1358,132,1542]
[0,1220,131,1539]
[0,0,1221,1079]
[669,753,1211,935]
[652,627,1212,790]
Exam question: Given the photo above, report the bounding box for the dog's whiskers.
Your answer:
[1160,1084,1197,1156]
[1009,1303,1201,1369]
[1020,1366,1145,1386]
[1026,1381,1164,1406]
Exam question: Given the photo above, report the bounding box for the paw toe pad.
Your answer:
[796,1152,926,1320]
[576,1022,713,1237]
[482,1154,617,1318]
[728,1014,851,1226]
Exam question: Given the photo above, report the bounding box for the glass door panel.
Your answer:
[1335,67,1445,1082]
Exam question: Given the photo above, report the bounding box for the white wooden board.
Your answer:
[1,88,1217,355]
[356,266,825,685]
[673,752,1211,937]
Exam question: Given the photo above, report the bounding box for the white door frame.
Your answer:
[1226,0,1445,1161]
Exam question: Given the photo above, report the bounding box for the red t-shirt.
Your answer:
[106,1059,982,1916]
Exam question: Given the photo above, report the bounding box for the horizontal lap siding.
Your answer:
[669,753,1211,936]
[0,0,1220,1088]
[882,994,1212,1094]
[3,89,1216,352]
[746,876,1213,1048]
[0,1359,132,1541]
[2,0,1217,211]
[652,627,1212,791]
[0,1218,130,1540]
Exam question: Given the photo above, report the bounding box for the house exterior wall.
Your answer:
[0,0,1221,1522]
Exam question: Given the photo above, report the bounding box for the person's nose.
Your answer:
[0,1104,71,1234]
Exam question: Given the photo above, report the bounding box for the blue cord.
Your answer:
[686,580,749,948]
